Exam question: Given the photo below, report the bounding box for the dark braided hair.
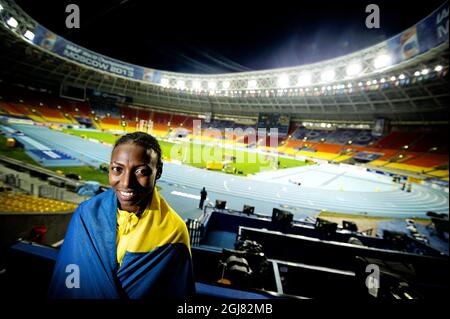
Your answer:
[113,132,163,179]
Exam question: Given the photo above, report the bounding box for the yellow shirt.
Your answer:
[116,188,191,266]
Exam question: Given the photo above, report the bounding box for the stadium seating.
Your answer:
[374,131,421,150]
[0,81,447,177]
[99,117,123,131]
[0,192,78,213]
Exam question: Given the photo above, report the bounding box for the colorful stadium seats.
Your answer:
[0,192,78,213]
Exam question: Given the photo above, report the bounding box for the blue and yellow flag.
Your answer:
[48,188,195,299]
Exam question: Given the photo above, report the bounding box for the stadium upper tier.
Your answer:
[0,0,448,120]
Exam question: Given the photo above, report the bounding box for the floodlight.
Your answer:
[208,81,216,89]
[24,30,34,41]
[176,80,185,89]
[277,74,289,88]
[161,78,169,87]
[346,63,362,76]
[297,73,311,86]
[247,79,257,89]
[321,69,335,82]
[7,17,18,28]
[374,54,392,69]
[192,80,201,90]
[222,80,230,89]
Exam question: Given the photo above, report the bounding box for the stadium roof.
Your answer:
[11,0,447,74]
[0,0,448,122]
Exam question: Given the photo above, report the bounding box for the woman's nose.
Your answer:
[121,170,134,188]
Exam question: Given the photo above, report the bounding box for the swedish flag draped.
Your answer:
[48,188,195,299]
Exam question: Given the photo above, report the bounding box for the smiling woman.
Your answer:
[109,133,163,214]
[48,132,195,299]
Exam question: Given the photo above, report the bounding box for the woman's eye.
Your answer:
[136,168,150,176]
[111,167,122,173]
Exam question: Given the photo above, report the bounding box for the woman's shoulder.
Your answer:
[159,196,188,232]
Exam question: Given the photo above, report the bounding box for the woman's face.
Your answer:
[109,143,159,213]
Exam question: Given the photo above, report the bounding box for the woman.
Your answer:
[49,132,195,299]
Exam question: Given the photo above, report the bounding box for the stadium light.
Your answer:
[208,81,216,90]
[176,80,185,89]
[347,83,352,88]
[222,81,230,89]
[421,69,429,75]
[247,79,257,89]
[24,30,35,41]
[321,69,335,82]
[366,80,371,86]
[399,74,406,80]
[390,76,396,81]
[161,78,169,87]
[414,71,421,76]
[7,17,18,28]
[372,80,377,84]
[297,73,311,87]
[192,80,201,90]
[0,4,4,11]
[277,74,289,88]
[374,54,392,69]
[346,63,362,77]
[380,78,386,83]
[434,65,443,72]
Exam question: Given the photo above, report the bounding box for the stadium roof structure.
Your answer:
[0,0,448,122]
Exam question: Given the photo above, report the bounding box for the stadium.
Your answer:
[0,0,448,301]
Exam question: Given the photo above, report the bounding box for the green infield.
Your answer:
[62,129,309,175]
[2,128,308,185]
[63,129,119,145]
